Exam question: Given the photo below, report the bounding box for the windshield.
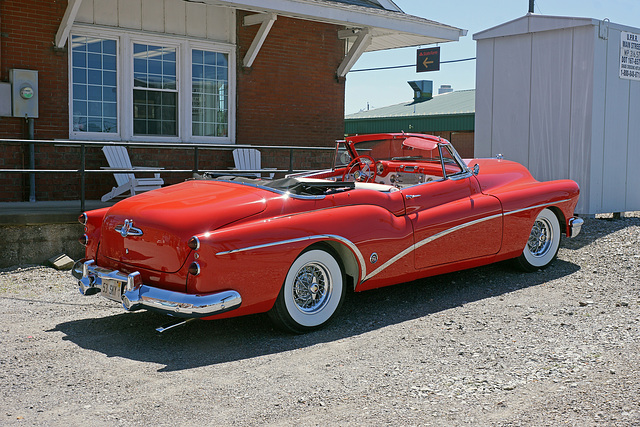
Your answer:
[336,138,463,171]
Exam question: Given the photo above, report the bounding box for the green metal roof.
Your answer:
[345,89,475,134]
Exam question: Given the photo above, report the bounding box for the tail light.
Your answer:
[188,262,201,276]
[188,236,200,250]
[79,234,89,246]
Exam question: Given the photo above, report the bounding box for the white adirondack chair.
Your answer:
[232,148,276,179]
[101,146,164,202]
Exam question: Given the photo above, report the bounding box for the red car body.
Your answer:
[73,133,582,333]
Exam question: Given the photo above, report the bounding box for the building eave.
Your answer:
[205,0,467,51]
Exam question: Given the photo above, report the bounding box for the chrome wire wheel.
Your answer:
[269,247,346,333]
[292,262,331,314]
[517,208,561,271]
[527,216,554,257]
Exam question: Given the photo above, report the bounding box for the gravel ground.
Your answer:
[1,213,639,426]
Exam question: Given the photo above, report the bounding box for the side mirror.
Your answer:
[473,164,480,175]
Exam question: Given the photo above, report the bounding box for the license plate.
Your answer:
[101,278,123,302]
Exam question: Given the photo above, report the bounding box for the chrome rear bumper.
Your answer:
[72,259,241,318]
[567,216,584,238]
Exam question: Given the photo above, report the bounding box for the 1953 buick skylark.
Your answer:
[72,133,582,333]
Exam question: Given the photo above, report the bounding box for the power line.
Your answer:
[350,57,476,73]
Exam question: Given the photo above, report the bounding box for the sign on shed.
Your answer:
[620,31,640,81]
[416,47,440,72]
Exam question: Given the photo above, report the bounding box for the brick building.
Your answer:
[0,0,465,202]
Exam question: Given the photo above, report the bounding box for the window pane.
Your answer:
[71,35,117,133]
[73,84,87,100]
[133,44,177,90]
[132,44,178,136]
[133,89,177,136]
[192,49,229,137]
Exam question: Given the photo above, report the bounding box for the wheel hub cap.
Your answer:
[527,218,553,257]
[293,263,331,314]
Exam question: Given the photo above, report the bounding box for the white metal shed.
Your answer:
[473,14,640,215]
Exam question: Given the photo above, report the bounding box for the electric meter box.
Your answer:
[9,69,39,118]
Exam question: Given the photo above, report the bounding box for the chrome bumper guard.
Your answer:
[568,216,584,238]
[72,259,242,318]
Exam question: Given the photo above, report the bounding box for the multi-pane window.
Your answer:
[69,30,234,142]
[133,44,178,136]
[192,50,229,137]
[71,36,117,133]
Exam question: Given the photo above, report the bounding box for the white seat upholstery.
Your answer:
[232,148,276,179]
[101,145,164,202]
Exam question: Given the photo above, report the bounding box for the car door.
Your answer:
[403,171,503,270]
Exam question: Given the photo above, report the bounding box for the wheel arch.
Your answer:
[547,205,567,235]
[313,240,361,292]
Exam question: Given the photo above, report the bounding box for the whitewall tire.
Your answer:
[516,208,561,271]
[269,247,346,333]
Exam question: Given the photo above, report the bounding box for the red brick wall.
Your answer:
[236,13,346,156]
[1,0,70,201]
[450,131,475,158]
[0,4,347,201]
[0,0,69,139]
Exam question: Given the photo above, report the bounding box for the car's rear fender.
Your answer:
[80,207,110,260]
[185,204,414,317]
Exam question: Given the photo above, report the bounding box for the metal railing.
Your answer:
[0,139,335,211]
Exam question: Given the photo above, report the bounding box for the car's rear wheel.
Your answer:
[516,208,561,271]
[269,247,346,333]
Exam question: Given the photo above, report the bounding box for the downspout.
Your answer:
[26,116,35,202]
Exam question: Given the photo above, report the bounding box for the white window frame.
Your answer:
[68,25,236,144]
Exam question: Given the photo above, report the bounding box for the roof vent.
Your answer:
[408,80,433,101]
[438,84,453,94]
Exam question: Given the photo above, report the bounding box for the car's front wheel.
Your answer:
[516,208,561,271]
[269,247,346,333]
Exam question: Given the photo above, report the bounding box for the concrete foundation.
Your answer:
[0,201,111,268]
[0,223,85,268]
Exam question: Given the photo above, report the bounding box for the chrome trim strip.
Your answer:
[502,199,572,217]
[216,234,368,282]
[364,212,503,282]
[363,199,573,282]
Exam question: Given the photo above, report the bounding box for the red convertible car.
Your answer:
[73,133,582,333]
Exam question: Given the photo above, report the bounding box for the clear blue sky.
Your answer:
[345,0,640,114]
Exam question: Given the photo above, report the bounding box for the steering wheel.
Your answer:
[342,155,377,183]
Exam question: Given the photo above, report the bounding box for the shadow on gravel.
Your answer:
[53,259,579,372]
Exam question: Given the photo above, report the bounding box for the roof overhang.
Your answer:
[208,0,466,76]
[205,0,467,52]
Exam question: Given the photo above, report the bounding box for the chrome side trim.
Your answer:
[502,199,572,217]
[364,213,503,282]
[216,234,368,282]
[363,199,573,282]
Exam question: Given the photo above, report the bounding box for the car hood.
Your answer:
[99,180,267,273]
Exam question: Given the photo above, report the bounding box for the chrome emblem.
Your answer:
[370,253,379,264]
[116,219,143,237]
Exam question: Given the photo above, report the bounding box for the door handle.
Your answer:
[405,194,421,199]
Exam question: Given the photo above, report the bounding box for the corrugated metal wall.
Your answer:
[474,15,640,215]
